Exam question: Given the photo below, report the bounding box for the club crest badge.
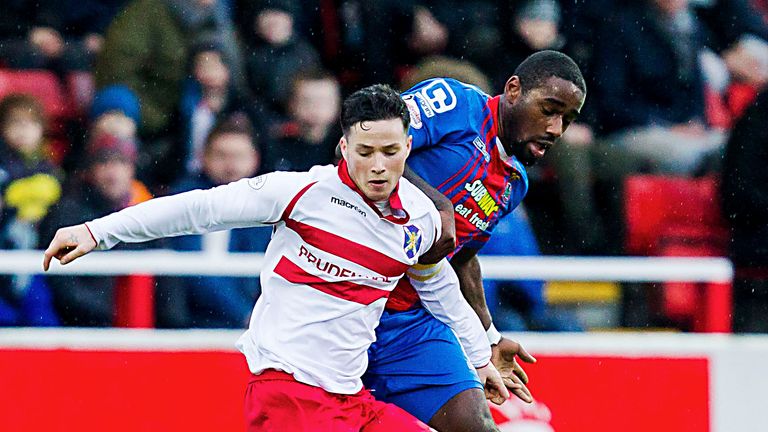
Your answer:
[248,175,267,190]
[403,225,422,259]
[501,182,512,205]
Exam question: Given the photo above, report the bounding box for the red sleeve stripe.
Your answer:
[285,218,409,278]
[274,256,390,305]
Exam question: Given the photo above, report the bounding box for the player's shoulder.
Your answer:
[243,165,336,193]
[403,77,489,108]
[402,78,492,132]
[397,177,440,222]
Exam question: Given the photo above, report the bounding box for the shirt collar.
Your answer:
[488,95,515,167]
[488,95,501,139]
[337,159,410,224]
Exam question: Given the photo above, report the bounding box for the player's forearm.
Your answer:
[450,251,493,329]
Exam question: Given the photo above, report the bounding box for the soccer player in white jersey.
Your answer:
[42,84,509,431]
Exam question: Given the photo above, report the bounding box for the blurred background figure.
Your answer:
[179,39,270,177]
[39,133,153,326]
[62,84,143,176]
[156,113,271,328]
[262,69,341,172]
[721,89,768,333]
[303,0,419,92]
[0,94,61,251]
[95,0,244,188]
[238,0,321,115]
[0,94,61,326]
[0,0,761,332]
[593,0,724,175]
[0,0,126,76]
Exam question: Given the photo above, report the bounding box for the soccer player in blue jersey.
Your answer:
[363,50,587,431]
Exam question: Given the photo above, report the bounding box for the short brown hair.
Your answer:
[205,112,257,151]
[289,68,338,100]
[0,94,46,130]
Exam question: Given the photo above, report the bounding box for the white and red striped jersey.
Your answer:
[86,163,490,394]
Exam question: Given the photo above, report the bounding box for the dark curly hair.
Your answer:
[340,84,409,136]
[514,50,586,95]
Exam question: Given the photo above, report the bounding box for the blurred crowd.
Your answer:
[0,0,766,331]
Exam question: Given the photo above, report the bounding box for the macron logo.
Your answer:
[331,196,367,217]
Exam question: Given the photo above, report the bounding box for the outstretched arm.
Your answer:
[42,172,310,269]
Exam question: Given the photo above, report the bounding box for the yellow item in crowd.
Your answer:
[4,173,62,222]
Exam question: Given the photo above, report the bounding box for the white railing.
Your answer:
[2,250,733,282]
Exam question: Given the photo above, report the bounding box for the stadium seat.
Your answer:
[0,69,72,119]
[625,175,728,256]
[624,175,731,332]
[114,275,155,328]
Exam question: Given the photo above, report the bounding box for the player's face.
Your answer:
[501,75,585,166]
[340,118,411,202]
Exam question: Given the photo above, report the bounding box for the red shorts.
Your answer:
[244,370,431,432]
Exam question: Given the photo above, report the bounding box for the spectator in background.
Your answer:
[179,40,271,176]
[0,95,62,251]
[695,0,768,55]
[493,0,564,91]
[89,85,142,142]
[304,0,417,92]
[263,69,341,172]
[693,0,768,129]
[593,0,725,175]
[501,0,605,254]
[95,0,244,186]
[238,0,321,114]
[0,94,61,327]
[39,133,153,326]
[423,1,495,73]
[721,90,768,332]
[0,0,125,75]
[61,84,143,175]
[156,113,271,328]
[590,0,727,253]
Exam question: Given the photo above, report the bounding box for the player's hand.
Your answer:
[419,205,456,264]
[491,337,536,403]
[476,362,510,405]
[43,224,97,271]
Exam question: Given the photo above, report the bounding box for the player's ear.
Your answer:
[505,76,522,103]
[405,135,412,158]
[339,136,348,161]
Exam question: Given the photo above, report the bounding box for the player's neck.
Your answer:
[374,200,392,216]
[494,96,514,163]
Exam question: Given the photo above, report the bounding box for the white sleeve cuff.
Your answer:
[486,323,502,346]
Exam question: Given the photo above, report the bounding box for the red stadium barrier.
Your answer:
[0,330,722,432]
